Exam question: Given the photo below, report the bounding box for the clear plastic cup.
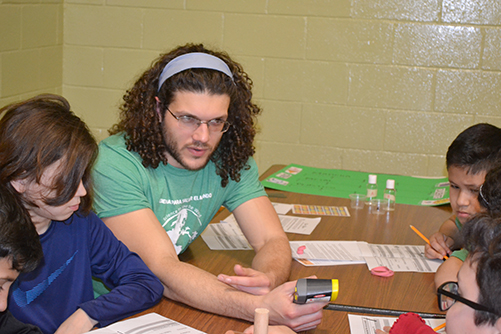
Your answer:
[369,198,389,214]
[349,194,367,209]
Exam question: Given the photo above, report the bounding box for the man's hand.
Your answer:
[375,326,391,334]
[425,232,454,259]
[218,264,272,295]
[54,309,97,334]
[259,280,326,332]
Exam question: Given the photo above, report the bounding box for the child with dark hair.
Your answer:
[0,95,163,334]
[377,213,501,334]
[424,123,501,288]
[0,184,43,334]
[439,164,501,281]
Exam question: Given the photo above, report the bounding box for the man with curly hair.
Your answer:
[92,44,325,331]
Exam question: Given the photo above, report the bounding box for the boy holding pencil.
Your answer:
[424,123,501,288]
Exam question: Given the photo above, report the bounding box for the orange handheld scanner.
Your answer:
[293,278,339,304]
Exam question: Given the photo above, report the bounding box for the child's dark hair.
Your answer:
[478,165,501,216]
[0,184,42,272]
[462,214,501,326]
[446,123,501,174]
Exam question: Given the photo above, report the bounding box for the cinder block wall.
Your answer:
[3,1,501,177]
[0,1,63,106]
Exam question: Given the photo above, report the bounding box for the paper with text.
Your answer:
[201,213,321,250]
[294,258,365,266]
[85,313,206,334]
[290,240,367,262]
[201,218,251,250]
[278,214,321,235]
[358,243,442,272]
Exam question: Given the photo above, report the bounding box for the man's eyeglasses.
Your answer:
[166,108,231,133]
[437,281,497,314]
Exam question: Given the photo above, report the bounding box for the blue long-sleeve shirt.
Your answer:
[8,212,163,334]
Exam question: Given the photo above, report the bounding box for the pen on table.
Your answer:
[433,322,446,331]
[409,225,449,260]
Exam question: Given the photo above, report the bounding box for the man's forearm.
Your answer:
[158,259,261,322]
[251,236,292,288]
[154,253,324,332]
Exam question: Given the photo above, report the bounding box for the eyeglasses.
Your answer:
[437,281,497,314]
[166,107,231,133]
[479,184,490,208]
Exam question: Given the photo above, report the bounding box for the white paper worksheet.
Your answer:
[278,214,320,235]
[200,218,252,250]
[86,313,206,334]
[290,240,367,262]
[358,243,442,272]
[201,212,322,250]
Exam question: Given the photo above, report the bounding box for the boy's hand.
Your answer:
[425,232,454,259]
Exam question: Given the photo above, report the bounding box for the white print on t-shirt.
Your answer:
[159,193,212,205]
[162,205,202,254]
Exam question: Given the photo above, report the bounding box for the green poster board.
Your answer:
[262,164,450,206]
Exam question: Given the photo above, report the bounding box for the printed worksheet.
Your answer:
[202,213,321,250]
[290,240,367,262]
[86,313,206,334]
[278,214,321,235]
[358,243,442,272]
[200,219,251,250]
[294,258,365,266]
[348,314,445,334]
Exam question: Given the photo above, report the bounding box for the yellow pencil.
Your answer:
[433,322,446,331]
[409,225,449,260]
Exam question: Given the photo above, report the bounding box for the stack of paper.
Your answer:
[290,241,442,273]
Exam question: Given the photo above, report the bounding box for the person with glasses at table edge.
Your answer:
[91,43,325,331]
[376,213,501,334]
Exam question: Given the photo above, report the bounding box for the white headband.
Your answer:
[157,52,234,91]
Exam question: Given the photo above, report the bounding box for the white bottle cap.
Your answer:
[368,174,377,184]
[386,179,395,189]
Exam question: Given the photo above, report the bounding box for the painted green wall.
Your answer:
[0,0,63,106]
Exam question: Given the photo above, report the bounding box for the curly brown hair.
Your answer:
[110,43,261,187]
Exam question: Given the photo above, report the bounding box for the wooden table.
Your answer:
[135,165,452,334]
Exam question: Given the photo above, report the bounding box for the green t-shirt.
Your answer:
[92,134,267,254]
[451,217,468,262]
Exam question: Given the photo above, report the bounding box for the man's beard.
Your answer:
[163,130,216,171]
